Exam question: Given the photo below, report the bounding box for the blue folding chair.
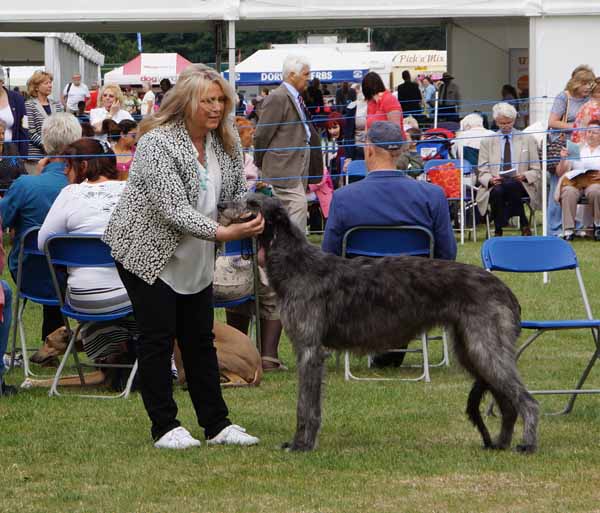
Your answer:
[345,159,367,185]
[424,158,477,243]
[341,225,449,383]
[214,238,262,353]
[481,236,600,414]
[9,226,62,378]
[44,234,138,399]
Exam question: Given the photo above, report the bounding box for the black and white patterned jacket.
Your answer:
[103,120,247,284]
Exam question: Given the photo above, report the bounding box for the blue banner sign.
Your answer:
[223,69,367,85]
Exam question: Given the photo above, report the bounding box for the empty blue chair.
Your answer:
[44,234,137,399]
[341,225,448,383]
[481,236,600,414]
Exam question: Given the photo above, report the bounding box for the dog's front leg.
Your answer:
[282,345,326,452]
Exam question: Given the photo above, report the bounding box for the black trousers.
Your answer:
[116,262,231,441]
[489,178,529,231]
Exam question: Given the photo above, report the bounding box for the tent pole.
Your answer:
[215,22,223,73]
[227,21,236,92]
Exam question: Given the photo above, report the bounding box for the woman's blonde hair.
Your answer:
[98,83,125,107]
[566,69,595,96]
[138,64,237,156]
[27,71,53,97]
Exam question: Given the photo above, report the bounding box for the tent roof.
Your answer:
[104,53,193,85]
[3,1,600,32]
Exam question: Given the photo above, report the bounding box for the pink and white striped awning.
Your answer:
[104,53,192,85]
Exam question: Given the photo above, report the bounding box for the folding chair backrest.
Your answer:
[222,238,253,257]
[17,226,59,301]
[424,159,471,200]
[481,236,577,273]
[347,159,367,178]
[462,146,480,167]
[342,225,434,258]
[45,234,115,268]
[424,159,471,175]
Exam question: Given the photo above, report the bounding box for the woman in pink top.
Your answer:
[112,119,137,180]
[362,71,406,140]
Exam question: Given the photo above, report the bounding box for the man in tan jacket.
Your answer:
[253,55,322,231]
[477,102,541,236]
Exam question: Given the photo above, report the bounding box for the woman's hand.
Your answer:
[110,100,121,116]
[490,176,503,186]
[215,213,264,242]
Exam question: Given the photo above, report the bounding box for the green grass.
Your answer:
[3,233,600,513]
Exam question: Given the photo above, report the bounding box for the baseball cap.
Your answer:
[366,121,406,151]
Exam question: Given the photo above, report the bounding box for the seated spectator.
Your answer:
[234,116,259,187]
[0,119,27,191]
[75,101,90,124]
[90,84,134,134]
[0,218,14,397]
[322,111,346,189]
[455,113,495,162]
[476,102,541,237]
[38,138,136,365]
[322,121,456,368]
[111,119,137,180]
[323,121,456,259]
[0,112,81,342]
[555,119,600,240]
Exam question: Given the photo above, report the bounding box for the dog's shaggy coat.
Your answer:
[223,195,539,452]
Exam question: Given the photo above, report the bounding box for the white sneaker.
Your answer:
[154,426,201,449]
[207,424,260,446]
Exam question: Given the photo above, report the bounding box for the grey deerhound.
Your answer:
[219,194,539,453]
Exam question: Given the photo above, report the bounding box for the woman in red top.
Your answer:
[362,71,406,140]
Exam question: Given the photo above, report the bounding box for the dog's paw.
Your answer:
[281,440,313,452]
[514,443,536,454]
[483,442,508,451]
[20,378,33,389]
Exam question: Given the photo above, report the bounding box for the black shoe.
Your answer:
[371,351,407,369]
[521,226,532,236]
[0,380,18,397]
[494,229,503,237]
[594,228,600,241]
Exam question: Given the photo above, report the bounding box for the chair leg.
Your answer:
[122,360,138,399]
[49,328,79,397]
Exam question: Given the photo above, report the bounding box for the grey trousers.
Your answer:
[560,183,600,230]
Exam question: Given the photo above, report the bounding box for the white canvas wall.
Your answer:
[529,15,600,124]
[447,18,529,118]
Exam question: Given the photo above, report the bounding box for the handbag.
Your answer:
[546,92,570,173]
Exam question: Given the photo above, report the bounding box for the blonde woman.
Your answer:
[104,64,264,450]
[24,71,64,165]
[90,84,133,133]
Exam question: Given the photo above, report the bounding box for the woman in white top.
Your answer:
[140,81,156,118]
[90,84,134,134]
[38,138,135,361]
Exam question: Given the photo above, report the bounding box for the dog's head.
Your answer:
[245,193,291,249]
[30,326,70,366]
[217,198,260,227]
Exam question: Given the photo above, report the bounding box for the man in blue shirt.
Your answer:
[322,120,456,368]
[322,121,457,260]
[0,112,80,342]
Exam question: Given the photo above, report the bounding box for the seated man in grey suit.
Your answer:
[476,102,541,236]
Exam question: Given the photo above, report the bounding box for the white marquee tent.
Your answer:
[104,53,193,85]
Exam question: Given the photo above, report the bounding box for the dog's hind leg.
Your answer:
[466,380,493,449]
[282,344,326,452]
[487,388,518,450]
[515,389,539,453]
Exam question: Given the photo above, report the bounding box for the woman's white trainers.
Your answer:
[154,427,202,449]
[207,424,260,446]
